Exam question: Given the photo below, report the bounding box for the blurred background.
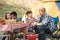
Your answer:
[0,0,60,17]
[0,0,60,18]
[0,0,60,40]
[0,0,60,22]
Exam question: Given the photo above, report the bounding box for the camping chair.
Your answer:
[46,16,59,40]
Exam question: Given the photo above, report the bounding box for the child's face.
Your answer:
[27,13,32,17]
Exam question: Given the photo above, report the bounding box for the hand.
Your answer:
[36,23,42,25]
[31,23,36,26]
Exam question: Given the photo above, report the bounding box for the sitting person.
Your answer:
[10,11,22,22]
[5,12,21,24]
[10,11,23,40]
[2,13,11,40]
[22,11,37,34]
[33,8,56,40]
[5,13,11,20]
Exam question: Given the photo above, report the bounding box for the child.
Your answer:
[22,11,38,40]
[22,11,37,34]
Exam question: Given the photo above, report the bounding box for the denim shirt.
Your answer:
[37,13,57,32]
[37,14,50,25]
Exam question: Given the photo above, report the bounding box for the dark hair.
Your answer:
[5,13,10,19]
[26,11,32,15]
[10,11,17,18]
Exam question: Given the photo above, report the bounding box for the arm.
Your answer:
[36,16,49,26]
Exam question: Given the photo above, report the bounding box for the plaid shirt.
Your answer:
[36,13,57,33]
[37,14,50,25]
[25,17,37,27]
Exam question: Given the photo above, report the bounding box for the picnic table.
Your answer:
[0,23,29,33]
[0,22,29,40]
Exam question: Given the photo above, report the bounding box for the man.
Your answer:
[10,11,22,21]
[10,11,22,40]
[33,8,53,40]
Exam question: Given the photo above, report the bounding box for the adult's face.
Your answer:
[11,15,16,19]
[39,8,46,16]
[7,13,11,19]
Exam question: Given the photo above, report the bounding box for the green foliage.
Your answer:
[0,3,28,20]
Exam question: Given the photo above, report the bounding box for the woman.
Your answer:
[2,13,11,40]
[5,13,11,20]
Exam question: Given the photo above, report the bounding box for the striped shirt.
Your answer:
[25,17,37,27]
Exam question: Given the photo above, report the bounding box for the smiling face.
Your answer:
[10,12,17,20]
[27,13,32,18]
[39,8,46,16]
[6,13,11,20]
[11,15,17,19]
[26,11,32,18]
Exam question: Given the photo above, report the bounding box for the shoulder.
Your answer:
[16,18,22,21]
[45,13,50,17]
[44,13,51,18]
